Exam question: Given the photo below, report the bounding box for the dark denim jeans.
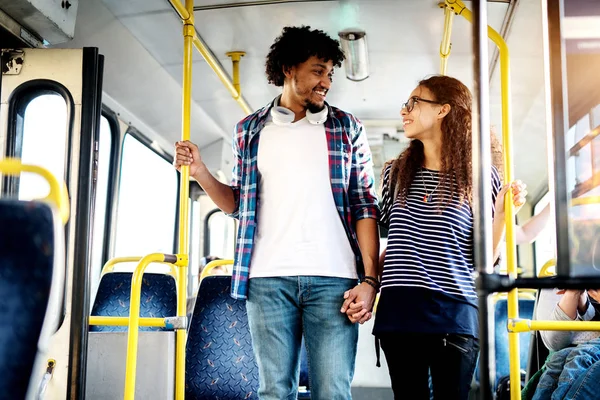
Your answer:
[380,332,479,400]
[246,276,358,400]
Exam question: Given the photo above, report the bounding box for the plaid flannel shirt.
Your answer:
[226,97,379,299]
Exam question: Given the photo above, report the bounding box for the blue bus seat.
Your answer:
[186,275,312,399]
[0,200,62,400]
[90,272,177,332]
[186,275,259,399]
[474,297,535,392]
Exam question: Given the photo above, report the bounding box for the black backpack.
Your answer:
[496,372,526,400]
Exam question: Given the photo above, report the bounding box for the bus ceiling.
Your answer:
[0,0,79,46]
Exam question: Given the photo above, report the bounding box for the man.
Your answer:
[175,26,379,400]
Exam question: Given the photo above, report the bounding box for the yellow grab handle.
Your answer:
[200,259,234,281]
[0,158,70,224]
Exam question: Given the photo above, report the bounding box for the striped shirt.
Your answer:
[225,97,379,300]
[374,164,502,337]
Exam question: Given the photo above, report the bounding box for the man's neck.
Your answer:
[280,89,307,122]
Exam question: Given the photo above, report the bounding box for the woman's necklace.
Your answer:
[421,168,441,203]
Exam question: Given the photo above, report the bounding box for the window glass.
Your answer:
[533,192,556,275]
[114,134,178,258]
[18,94,68,200]
[208,211,235,260]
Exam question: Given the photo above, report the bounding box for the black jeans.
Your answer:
[380,332,479,400]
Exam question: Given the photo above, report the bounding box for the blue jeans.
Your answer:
[246,276,359,400]
[533,338,600,400]
[563,358,600,399]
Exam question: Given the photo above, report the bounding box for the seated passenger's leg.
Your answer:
[429,334,479,400]
[532,347,579,400]
[562,358,600,400]
[301,276,358,400]
[379,333,432,400]
[550,342,600,400]
[246,277,302,400]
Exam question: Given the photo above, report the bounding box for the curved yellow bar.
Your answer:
[200,259,234,281]
[100,256,178,279]
[538,259,556,278]
[0,158,70,224]
[123,253,171,400]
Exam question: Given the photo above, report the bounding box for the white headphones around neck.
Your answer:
[270,105,328,126]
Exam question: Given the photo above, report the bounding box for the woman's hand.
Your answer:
[495,180,528,216]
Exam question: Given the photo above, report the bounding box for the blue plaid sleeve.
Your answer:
[226,122,243,219]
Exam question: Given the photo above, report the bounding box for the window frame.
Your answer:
[3,79,75,197]
[95,106,119,271]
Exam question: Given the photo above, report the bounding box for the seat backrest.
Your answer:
[0,200,57,399]
[90,272,177,332]
[493,298,536,388]
[473,297,536,391]
[186,275,259,400]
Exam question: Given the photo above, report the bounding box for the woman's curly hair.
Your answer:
[388,75,473,208]
[265,26,345,86]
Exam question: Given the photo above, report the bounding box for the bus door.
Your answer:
[0,47,103,400]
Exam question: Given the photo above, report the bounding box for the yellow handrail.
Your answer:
[571,195,600,206]
[0,158,70,224]
[192,35,252,114]
[171,2,195,398]
[200,259,234,281]
[100,256,178,278]
[122,253,186,400]
[510,319,600,333]
[89,316,166,328]
[538,259,556,278]
[442,1,520,398]
[439,3,454,75]
[167,0,191,21]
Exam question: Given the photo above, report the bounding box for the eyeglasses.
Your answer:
[402,96,442,113]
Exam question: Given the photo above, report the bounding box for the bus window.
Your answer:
[90,115,114,281]
[113,133,178,258]
[533,192,556,274]
[17,94,68,200]
[207,210,235,260]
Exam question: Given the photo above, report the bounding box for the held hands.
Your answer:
[495,180,528,216]
[173,140,205,179]
[340,281,377,324]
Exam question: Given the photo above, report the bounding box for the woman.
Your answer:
[371,75,527,399]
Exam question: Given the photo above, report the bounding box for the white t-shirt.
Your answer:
[249,116,357,279]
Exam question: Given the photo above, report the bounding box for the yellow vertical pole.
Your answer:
[449,2,520,398]
[175,0,194,398]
